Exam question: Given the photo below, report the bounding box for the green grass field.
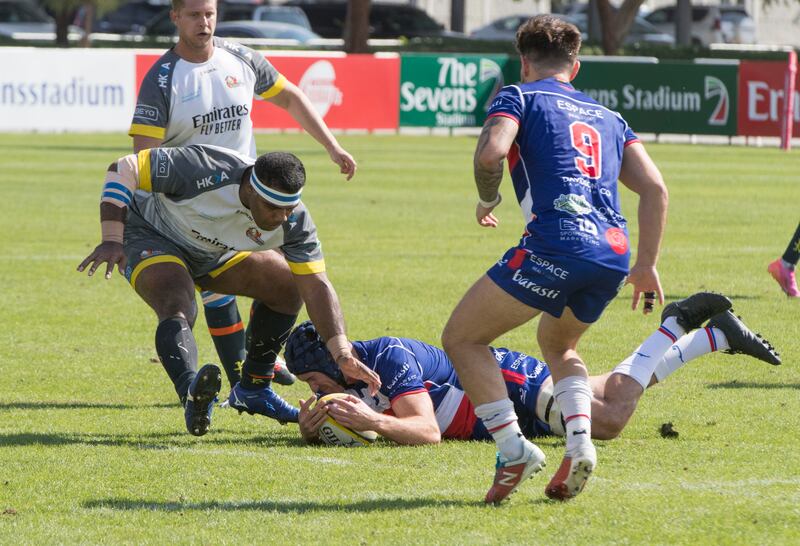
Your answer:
[0,133,798,544]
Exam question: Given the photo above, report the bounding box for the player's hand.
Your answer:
[626,264,664,314]
[328,146,357,181]
[77,241,127,280]
[326,394,379,431]
[337,354,381,396]
[298,396,327,443]
[476,203,499,228]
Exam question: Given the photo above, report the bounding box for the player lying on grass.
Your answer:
[286,292,779,458]
[77,146,379,436]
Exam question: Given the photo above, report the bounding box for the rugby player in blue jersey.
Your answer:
[439,14,692,503]
[77,146,379,436]
[286,303,779,450]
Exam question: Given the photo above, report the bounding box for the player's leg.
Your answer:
[768,221,800,297]
[536,308,597,500]
[201,250,302,423]
[132,259,221,436]
[201,290,246,389]
[442,274,546,504]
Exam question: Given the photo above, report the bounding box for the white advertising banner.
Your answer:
[0,48,136,131]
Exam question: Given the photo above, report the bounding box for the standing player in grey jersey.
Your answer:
[129,0,358,403]
[77,145,380,436]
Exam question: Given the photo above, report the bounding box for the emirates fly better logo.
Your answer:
[704,76,729,126]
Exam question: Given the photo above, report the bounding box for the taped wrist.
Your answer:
[478,193,502,208]
[326,334,351,362]
[101,221,124,244]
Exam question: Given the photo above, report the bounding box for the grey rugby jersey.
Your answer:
[129,37,285,159]
[130,144,324,274]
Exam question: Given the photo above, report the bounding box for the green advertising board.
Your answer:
[573,60,738,135]
[399,54,520,127]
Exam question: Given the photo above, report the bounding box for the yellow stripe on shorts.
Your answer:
[208,252,252,278]
[288,259,326,275]
[130,255,187,290]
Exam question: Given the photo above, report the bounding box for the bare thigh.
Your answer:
[135,262,198,324]
[199,250,302,315]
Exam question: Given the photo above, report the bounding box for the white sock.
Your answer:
[475,399,525,461]
[611,317,684,390]
[653,327,730,382]
[553,376,593,453]
[782,258,795,271]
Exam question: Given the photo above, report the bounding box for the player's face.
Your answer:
[172,0,217,49]
[249,197,296,232]
[297,372,345,396]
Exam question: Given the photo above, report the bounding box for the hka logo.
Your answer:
[299,61,342,117]
[705,76,729,126]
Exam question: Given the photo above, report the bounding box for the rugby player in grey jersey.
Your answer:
[78,145,380,436]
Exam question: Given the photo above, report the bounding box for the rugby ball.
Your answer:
[314,393,378,447]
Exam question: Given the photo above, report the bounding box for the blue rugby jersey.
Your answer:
[487,77,639,273]
[346,337,553,439]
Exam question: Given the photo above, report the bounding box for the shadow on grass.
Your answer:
[0,431,306,449]
[707,381,800,390]
[83,496,479,513]
[0,401,175,410]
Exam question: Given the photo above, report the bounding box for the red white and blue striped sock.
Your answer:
[612,317,684,390]
[653,327,731,382]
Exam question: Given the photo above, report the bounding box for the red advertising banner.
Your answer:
[737,59,800,137]
[134,52,400,130]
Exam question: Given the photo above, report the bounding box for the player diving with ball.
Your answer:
[285,292,779,502]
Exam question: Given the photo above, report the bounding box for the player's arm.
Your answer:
[292,271,381,394]
[133,135,163,153]
[265,80,356,180]
[326,392,441,446]
[473,115,519,227]
[77,155,142,279]
[618,142,669,311]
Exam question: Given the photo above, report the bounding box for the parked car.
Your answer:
[645,5,756,46]
[137,1,312,36]
[214,20,320,42]
[284,0,460,39]
[92,0,169,34]
[0,0,83,41]
[469,13,673,47]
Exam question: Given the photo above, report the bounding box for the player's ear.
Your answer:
[569,59,581,81]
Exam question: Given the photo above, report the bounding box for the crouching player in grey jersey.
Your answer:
[78,145,379,436]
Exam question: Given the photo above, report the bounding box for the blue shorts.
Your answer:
[486,247,627,323]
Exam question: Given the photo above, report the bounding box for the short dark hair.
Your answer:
[172,0,217,11]
[254,151,306,194]
[515,15,581,70]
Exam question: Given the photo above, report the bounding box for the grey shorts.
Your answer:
[122,219,249,289]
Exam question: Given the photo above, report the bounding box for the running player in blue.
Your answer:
[284,304,779,447]
[440,15,683,503]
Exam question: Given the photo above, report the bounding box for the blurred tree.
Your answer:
[42,0,122,47]
[344,0,370,53]
[595,0,645,54]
